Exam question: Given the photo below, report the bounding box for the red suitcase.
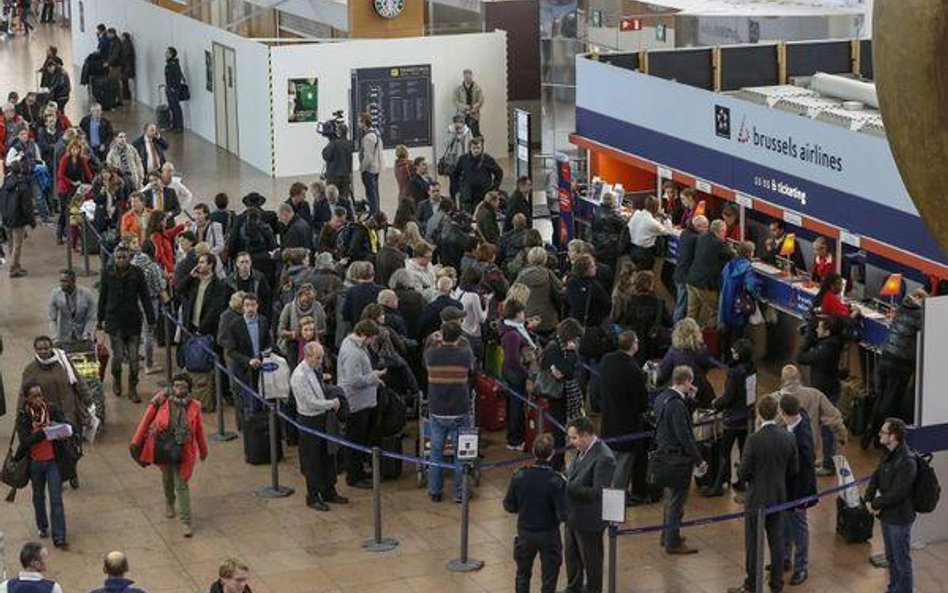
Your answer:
[524,397,551,451]
[475,374,506,431]
[702,327,721,360]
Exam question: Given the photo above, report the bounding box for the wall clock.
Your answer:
[373,0,405,19]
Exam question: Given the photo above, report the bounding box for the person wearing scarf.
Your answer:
[129,374,208,538]
[14,382,73,549]
[20,336,93,453]
[277,284,326,355]
[499,300,540,452]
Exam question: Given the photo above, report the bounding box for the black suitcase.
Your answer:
[243,411,283,465]
[379,434,404,481]
[836,497,874,543]
[91,76,121,111]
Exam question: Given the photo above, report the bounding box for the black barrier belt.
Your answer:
[613,476,872,537]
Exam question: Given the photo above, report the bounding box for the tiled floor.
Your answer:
[1,22,946,593]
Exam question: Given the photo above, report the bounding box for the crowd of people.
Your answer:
[0,24,930,593]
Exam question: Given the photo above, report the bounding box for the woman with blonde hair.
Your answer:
[402,220,425,255]
[657,318,721,406]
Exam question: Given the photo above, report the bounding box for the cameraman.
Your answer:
[321,122,353,199]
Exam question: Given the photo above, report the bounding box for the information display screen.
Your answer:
[351,64,432,148]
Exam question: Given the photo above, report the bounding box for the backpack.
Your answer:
[182,335,215,373]
[912,452,941,513]
[336,222,355,253]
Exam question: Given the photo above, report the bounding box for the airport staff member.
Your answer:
[503,434,568,593]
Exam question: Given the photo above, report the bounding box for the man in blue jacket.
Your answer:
[88,551,148,593]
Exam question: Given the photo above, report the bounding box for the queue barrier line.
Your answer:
[83,222,713,473]
[613,476,872,537]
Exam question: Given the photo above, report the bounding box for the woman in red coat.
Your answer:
[130,374,208,538]
[814,272,851,318]
[393,144,415,201]
[145,209,185,275]
[57,140,94,247]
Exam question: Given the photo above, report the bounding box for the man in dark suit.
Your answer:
[686,218,733,327]
[79,103,114,160]
[672,215,708,322]
[653,365,707,555]
[504,176,534,232]
[222,293,272,425]
[179,253,231,336]
[729,395,799,593]
[132,122,168,174]
[277,203,314,251]
[142,170,181,218]
[563,416,616,593]
[504,434,567,593]
[600,331,651,504]
[779,394,816,587]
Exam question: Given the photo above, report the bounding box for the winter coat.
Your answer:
[164,57,184,92]
[20,358,93,428]
[590,206,626,263]
[14,404,78,481]
[504,189,533,231]
[797,330,844,399]
[1,173,35,229]
[599,351,649,452]
[565,276,611,327]
[515,265,564,333]
[120,38,137,79]
[98,263,156,336]
[322,138,354,179]
[474,201,500,244]
[712,360,755,429]
[866,442,917,525]
[718,257,760,330]
[130,395,208,481]
[882,296,924,363]
[687,233,732,290]
[394,157,414,200]
[658,346,718,407]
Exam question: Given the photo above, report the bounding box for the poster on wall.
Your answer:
[287,78,319,123]
[351,64,431,148]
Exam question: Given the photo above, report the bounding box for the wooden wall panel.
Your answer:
[349,1,424,39]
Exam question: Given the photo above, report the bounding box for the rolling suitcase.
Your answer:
[90,75,121,110]
[475,374,506,432]
[379,434,404,480]
[523,397,551,451]
[243,411,282,465]
[836,497,874,543]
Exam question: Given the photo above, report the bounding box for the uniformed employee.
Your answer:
[503,434,568,593]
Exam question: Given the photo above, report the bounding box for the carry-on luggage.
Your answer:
[475,374,506,431]
[702,327,721,359]
[90,75,121,110]
[523,397,551,451]
[836,496,874,543]
[243,411,282,465]
[380,434,404,481]
[156,85,172,131]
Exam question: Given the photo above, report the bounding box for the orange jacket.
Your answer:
[130,395,208,481]
[120,208,151,244]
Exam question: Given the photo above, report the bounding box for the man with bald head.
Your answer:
[673,214,709,322]
[290,341,346,511]
[89,550,148,593]
[764,365,847,463]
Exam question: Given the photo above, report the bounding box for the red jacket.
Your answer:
[56,155,94,196]
[819,290,850,317]
[130,395,208,481]
[151,224,185,274]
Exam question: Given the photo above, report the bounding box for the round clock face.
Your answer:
[374,0,404,19]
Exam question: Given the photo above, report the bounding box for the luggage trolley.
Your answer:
[60,339,107,425]
[415,390,481,488]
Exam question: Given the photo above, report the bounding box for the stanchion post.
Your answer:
[447,462,484,572]
[163,310,174,387]
[65,228,73,273]
[79,218,93,276]
[257,394,293,498]
[608,524,618,593]
[0,528,5,581]
[209,364,237,442]
[362,447,398,552]
[755,507,766,593]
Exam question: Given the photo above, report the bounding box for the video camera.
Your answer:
[317,110,347,140]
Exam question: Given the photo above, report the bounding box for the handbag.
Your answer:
[734,291,756,316]
[178,82,191,101]
[437,137,459,176]
[153,430,183,465]
[533,343,564,400]
[1,431,29,490]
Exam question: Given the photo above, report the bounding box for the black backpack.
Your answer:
[912,452,941,513]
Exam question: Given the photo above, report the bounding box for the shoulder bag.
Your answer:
[646,397,694,489]
[533,342,564,400]
[1,430,30,490]
[151,401,184,465]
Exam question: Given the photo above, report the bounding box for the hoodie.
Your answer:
[718,257,759,329]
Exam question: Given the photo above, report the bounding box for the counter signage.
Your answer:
[841,230,861,248]
[695,179,712,193]
[658,166,672,179]
[735,193,753,208]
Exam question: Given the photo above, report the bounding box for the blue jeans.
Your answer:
[361,171,380,215]
[30,460,66,544]
[31,179,49,221]
[882,522,913,593]
[428,414,469,499]
[673,282,688,322]
[782,507,809,573]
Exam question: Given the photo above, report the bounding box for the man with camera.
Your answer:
[321,117,353,199]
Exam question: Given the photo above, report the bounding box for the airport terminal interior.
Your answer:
[0,1,947,592]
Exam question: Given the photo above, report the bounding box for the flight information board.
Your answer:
[351,64,432,148]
